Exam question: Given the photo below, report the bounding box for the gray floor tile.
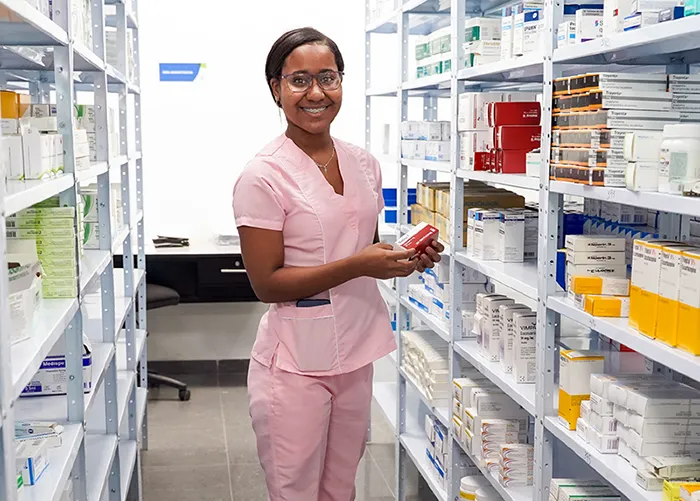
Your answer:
[143,486,232,501]
[229,462,267,501]
[143,464,231,492]
[225,422,261,465]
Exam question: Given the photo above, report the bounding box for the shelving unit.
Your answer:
[366,1,700,500]
[0,1,147,500]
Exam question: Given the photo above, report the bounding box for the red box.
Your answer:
[495,125,541,150]
[488,102,541,127]
[394,222,438,257]
[474,152,489,171]
[496,149,528,174]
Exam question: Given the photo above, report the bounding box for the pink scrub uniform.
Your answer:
[233,135,396,501]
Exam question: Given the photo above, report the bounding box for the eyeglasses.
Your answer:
[280,70,344,93]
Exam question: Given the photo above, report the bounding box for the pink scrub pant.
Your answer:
[247,358,374,501]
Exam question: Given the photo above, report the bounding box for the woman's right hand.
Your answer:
[355,243,417,279]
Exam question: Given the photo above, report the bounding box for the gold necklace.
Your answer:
[316,147,336,174]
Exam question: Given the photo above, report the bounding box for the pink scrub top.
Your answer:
[233,135,397,376]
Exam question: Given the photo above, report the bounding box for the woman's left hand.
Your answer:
[416,240,444,273]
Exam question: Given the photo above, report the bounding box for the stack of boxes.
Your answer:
[549,479,620,501]
[466,205,538,263]
[75,104,121,161]
[458,92,542,174]
[79,183,125,251]
[605,0,690,35]
[556,6,605,48]
[558,349,605,431]
[106,28,136,81]
[401,121,451,162]
[500,1,545,60]
[566,235,630,317]
[464,18,502,67]
[426,414,480,489]
[6,202,78,299]
[71,0,93,48]
[415,27,451,79]
[401,329,451,408]
[551,72,700,189]
[6,257,42,346]
[499,443,534,487]
[628,239,700,355]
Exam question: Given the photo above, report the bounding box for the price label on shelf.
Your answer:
[588,317,597,331]
[583,452,592,465]
[606,189,616,201]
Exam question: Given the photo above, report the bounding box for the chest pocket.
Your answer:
[271,303,337,372]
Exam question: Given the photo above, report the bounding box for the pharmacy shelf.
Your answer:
[116,371,136,429]
[549,181,700,219]
[0,0,69,45]
[399,434,448,501]
[22,423,83,501]
[553,16,700,66]
[373,382,398,432]
[402,159,452,173]
[399,296,450,342]
[454,339,536,416]
[135,387,147,434]
[118,440,138,501]
[366,85,399,97]
[77,162,110,186]
[365,9,398,33]
[457,53,543,83]
[403,74,451,91]
[400,365,450,427]
[456,169,540,191]
[112,226,131,255]
[378,279,397,306]
[453,252,539,300]
[85,433,119,501]
[73,41,105,72]
[80,250,112,296]
[15,341,115,421]
[117,329,147,371]
[454,436,533,501]
[544,417,657,501]
[4,176,75,216]
[548,295,700,383]
[11,298,79,398]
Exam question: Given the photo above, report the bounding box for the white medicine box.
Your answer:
[498,210,525,263]
[21,334,93,397]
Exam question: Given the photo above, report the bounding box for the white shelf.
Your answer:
[22,424,83,501]
[117,329,147,371]
[400,434,448,501]
[454,436,534,501]
[378,279,397,306]
[456,169,540,191]
[80,250,111,296]
[454,339,536,415]
[73,40,105,71]
[365,9,398,33]
[373,382,398,432]
[366,85,398,97]
[454,252,539,299]
[403,74,450,91]
[118,440,138,501]
[11,298,80,399]
[15,341,115,421]
[549,295,700,383]
[0,0,69,45]
[112,226,131,254]
[550,181,700,219]
[456,53,543,83]
[77,162,109,186]
[402,159,452,173]
[399,296,450,342]
[85,434,118,501]
[545,417,658,501]
[400,366,450,427]
[135,387,147,435]
[4,176,75,216]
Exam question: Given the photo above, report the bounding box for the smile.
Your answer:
[301,106,328,115]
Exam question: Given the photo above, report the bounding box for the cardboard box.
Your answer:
[636,469,665,491]
[569,276,630,296]
[21,335,93,396]
[495,125,541,150]
[472,210,501,261]
[629,415,700,438]
[566,235,626,252]
[459,130,492,168]
[678,249,700,355]
[488,102,541,127]
[425,140,451,162]
[589,408,617,435]
[16,439,49,486]
[394,222,438,257]
[566,249,626,266]
[657,245,697,346]
[499,304,532,374]
[646,456,700,481]
[1,135,25,180]
[584,295,630,317]
[498,210,524,263]
[481,296,514,362]
[549,479,609,500]
[589,392,614,416]
[588,426,619,453]
[558,486,620,501]
[513,311,537,383]
[558,350,605,430]
[458,93,503,131]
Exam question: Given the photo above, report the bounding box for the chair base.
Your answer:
[148,372,191,401]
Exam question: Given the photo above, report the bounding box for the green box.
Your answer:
[39,256,77,268]
[36,247,76,259]
[6,217,75,229]
[7,227,76,239]
[440,34,451,54]
[41,266,78,279]
[19,207,75,218]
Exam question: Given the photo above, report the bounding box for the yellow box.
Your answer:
[558,388,589,430]
[558,350,605,430]
[639,240,669,338]
[657,245,697,346]
[584,295,630,317]
[629,239,646,330]
[680,483,700,501]
[569,275,630,296]
[0,90,19,119]
[678,249,700,356]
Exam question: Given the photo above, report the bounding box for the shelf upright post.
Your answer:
[395,5,410,500]
[422,95,438,184]
[364,0,374,447]
[0,173,16,501]
[536,0,564,496]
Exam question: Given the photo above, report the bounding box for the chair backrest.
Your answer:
[146,283,181,310]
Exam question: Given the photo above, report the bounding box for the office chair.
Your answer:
[146,283,191,401]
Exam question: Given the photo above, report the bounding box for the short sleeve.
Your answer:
[368,153,385,214]
[232,161,285,231]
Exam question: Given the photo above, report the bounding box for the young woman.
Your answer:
[233,27,443,501]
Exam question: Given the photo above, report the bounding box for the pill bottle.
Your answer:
[659,124,700,195]
[475,486,500,501]
[460,475,489,500]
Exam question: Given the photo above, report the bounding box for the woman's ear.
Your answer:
[271,79,282,108]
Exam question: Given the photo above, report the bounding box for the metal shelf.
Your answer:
[454,339,536,415]
[456,53,543,83]
[402,159,452,173]
[550,181,700,219]
[399,434,448,501]
[545,417,659,501]
[118,440,138,501]
[85,434,119,501]
[5,176,75,216]
[456,169,540,190]
[0,0,69,45]
[77,162,110,186]
[549,295,700,383]
[372,382,398,431]
[366,85,399,97]
[400,366,450,427]
[399,296,450,342]
[454,252,539,299]
[403,73,451,91]
[80,250,112,297]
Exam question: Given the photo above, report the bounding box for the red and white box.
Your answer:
[394,222,439,258]
[496,149,529,174]
[458,92,503,131]
[495,126,541,150]
[488,102,541,127]
[460,130,493,169]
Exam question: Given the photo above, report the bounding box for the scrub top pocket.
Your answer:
[274,303,338,372]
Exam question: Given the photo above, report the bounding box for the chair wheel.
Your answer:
[179,389,191,401]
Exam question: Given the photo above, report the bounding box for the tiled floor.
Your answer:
[142,371,435,501]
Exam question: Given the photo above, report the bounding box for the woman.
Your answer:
[233,27,444,501]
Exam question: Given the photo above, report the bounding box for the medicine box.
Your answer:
[499,304,531,374]
[566,249,626,266]
[21,335,93,397]
[646,456,700,481]
[575,9,604,43]
[584,295,630,317]
[678,249,700,355]
[513,311,537,383]
[569,276,630,296]
[498,210,524,263]
[589,392,614,416]
[657,245,697,347]
[558,350,605,430]
[566,235,626,252]
[549,479,609,500]
[458,92,503,131]
[16,439,49,485]
[481,296,514,362]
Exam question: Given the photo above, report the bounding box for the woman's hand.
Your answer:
[415,240,444,273]
[356,243,418,279]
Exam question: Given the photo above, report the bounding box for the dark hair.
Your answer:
[265,27,345,107]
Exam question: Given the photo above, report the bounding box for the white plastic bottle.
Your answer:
[659,124,700,195]
[475,486,500,501]
[460,475,490,499]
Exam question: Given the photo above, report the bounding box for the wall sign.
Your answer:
[159,63,205,82]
